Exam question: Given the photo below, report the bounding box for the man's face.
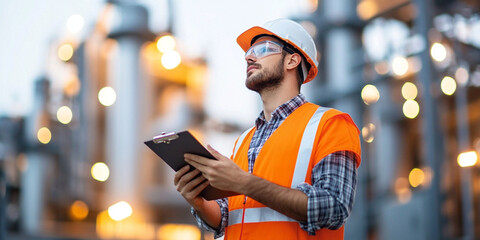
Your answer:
[245,37,285,93]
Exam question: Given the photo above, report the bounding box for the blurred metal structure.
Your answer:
[302,0,480,239]
[20,78,53,235]
[316,0,370,239]
[1,0,480,239]
[452,33,474,240]
[414,0,444,238]
[0,117,24,240]
[103,0,155,212]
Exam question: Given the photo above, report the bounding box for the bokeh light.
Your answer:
[70,200,89,221]
[91,162,110,182]
[58,43,74,61]
[306,0,319,13]
[98,87,117,106]
[455,67,469,87]
[394,177,412,204]
[156,35,176,53]
[392,56,409,76]
[403,100,420,119]
[157,224,201,240]
[457,151,478,167]
[64,74,81,97]
[108,201,133,221]
[357,0,378,20]
[401,82,418,100]
[441,76,456,95]
[374,61,390,75]
[57,106,73,124]
[161,50,181,70]
[409,168,425,188]
[431,42,447,62]
[361,84,380,105]
[37,127,52,144]
[362,123,376,143]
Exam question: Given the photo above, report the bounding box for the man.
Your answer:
[174,18,361,239]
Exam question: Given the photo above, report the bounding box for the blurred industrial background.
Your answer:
[1,0,480,239]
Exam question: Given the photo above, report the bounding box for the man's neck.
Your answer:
[260,83,299,122]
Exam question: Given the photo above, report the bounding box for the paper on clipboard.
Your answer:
[144,131,239,200]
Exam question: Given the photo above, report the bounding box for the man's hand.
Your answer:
[173,164,223,229]
[173,165,210,209]
[184,145,250,194]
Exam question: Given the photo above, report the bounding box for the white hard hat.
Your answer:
[237,18,318,83]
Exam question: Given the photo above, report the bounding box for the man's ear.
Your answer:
[285,53,302,70]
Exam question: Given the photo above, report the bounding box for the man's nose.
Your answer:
[245,52,257,62]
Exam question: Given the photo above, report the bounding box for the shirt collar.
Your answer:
[255,93,307,127]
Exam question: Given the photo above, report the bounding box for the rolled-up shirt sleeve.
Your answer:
[191,198,229,238]
[296,151,358,235]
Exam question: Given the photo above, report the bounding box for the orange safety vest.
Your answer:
[225,102,361,240]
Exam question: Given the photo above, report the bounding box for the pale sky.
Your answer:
[0,0,312,128]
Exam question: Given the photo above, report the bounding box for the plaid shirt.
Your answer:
[193,94,358,237]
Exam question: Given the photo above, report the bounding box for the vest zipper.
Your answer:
[239,143,253,240]
[238,195,247,240]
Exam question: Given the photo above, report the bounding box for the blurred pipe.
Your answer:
[20,78,53,235]
[20,153,51,234]
[414,0,444,239]
[321,0,368,239]
[455,64,474,240]
[166,0,175,33]
[450,26,474,237]
[72,43,90,201]
[103,1,154,209]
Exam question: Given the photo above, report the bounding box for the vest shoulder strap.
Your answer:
[291,106,330,188]
[233,126,254,159]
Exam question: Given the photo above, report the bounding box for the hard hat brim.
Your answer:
[237,26,275,52]
[236,26,318,84]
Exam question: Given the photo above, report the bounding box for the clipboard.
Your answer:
[144,131,239,200]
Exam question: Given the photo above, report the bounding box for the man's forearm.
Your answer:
[240,174,308,222]
[194,200,222,229]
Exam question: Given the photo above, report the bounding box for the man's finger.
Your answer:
[174,165,190,185]
[184,153,210,165]
[185,153,215,169]
[188,180,210,197]
[176,168,201,190]
[206,145,224,160]
[185,158,207,172]
[181,174,206,193]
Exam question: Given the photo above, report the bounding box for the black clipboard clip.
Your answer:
[153,132,179,144]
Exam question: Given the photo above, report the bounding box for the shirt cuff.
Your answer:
[191,207,225,238]
[296,182,323,235]
[191,198,228,239]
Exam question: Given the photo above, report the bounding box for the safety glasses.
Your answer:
[245,40,284,59]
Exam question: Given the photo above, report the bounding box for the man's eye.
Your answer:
[256,47,267,54]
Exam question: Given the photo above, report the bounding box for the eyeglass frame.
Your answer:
[245,40,295,59]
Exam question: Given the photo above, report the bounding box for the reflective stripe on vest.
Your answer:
[291,106,330,188]
[228,207,296,226]
[233,126,254,159]
[228,107,330,226]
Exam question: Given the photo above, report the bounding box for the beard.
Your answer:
[245,57,285,93]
